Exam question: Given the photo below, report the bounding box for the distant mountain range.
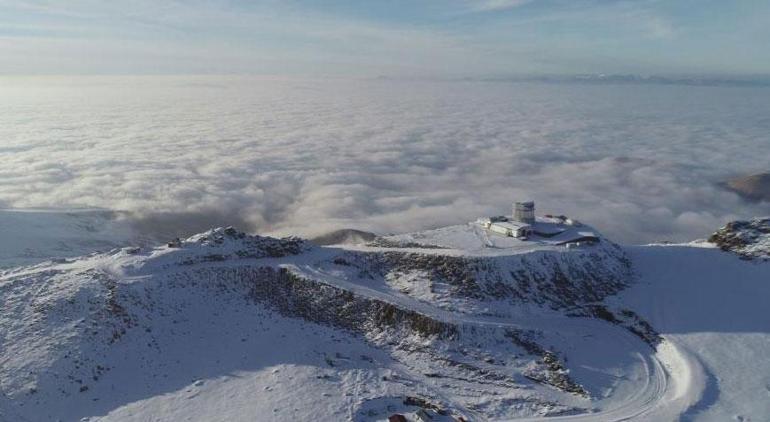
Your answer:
[480,74,770,87]
[373,74,770,87]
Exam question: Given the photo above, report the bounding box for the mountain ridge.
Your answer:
[1,219,769,421]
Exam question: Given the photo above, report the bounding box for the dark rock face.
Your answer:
[323,244,652,353]
[726,172,770,202]
[708,218,770,260]
[566,305,661,346]
[332,245,631,310]
[366,238,448,249]
[185,265,458,340]
[173,265,587,396]
[487,249,631,308]
[504,330,587,396]
[173,227,308,265]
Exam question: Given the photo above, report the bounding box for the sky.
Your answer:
[1,0,769,77]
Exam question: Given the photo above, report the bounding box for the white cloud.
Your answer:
[0,75,768,244]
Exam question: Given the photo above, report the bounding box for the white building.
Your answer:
[475,200,600,246]
[477,201,537,239]
[485,219,533,239]
[493,221,533,239]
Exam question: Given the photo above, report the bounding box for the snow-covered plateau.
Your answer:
[1,213,769,421]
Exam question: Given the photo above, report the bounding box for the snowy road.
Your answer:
[285,263,699,421]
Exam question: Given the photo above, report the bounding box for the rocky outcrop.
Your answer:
[708,218,770,260]
[331,244,631,310]
[169,227,308,266]
[504,330,588,396]
[366,238,449,249]
[566,305,661,346]
[181,265,459,340]
[174,264,587,396]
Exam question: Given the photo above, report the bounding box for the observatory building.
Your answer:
[474,200,601,247]
[476,201,537,239]
[513,201,535,224]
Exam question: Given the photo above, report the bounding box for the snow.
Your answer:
[0,251,405,421]
[360,221,602,257]
[0,209,142,269]
[618,244,770,421]
[1,212,769,421]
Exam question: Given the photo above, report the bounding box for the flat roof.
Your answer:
[490,221,532,230]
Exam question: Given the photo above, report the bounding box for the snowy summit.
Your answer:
[1,213,769,421]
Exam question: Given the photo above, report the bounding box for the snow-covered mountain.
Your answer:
[1,218,769,421]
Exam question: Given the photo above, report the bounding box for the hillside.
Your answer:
[619,242,770,421]
[1,219,769,421]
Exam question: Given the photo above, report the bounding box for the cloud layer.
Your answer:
[1,75,768,244]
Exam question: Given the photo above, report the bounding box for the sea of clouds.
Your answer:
[1,75,768,244]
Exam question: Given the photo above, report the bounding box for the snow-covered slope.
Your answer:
[0,209,142,269]
[618,243,770,421]
[1,220,769,421]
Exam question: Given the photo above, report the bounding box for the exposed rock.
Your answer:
[708,218,770,260]
[186,266,459,340]
[403,396,448,415]
[332,245,631,310]
[173,264,591,396]
[566,305,661,346]
[367,238,448,249]
[504,330,587,396]
[173,227,308,265]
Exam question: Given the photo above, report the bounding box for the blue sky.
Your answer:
[1,0,768,76]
